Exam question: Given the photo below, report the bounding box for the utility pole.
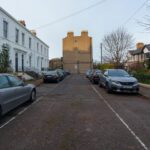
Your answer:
[100,43,103,64]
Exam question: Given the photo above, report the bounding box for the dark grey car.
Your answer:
[0,74,36,117]
[99,69,139,93]
[43,70,60,83]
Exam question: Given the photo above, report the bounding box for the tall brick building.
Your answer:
[63,31,93,74]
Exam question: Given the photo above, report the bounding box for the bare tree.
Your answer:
[138,15,150,31]
[102,27,134,68]
[137,1,150,31]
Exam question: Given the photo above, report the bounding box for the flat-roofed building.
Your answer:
[63,31,93,73]
[49,58,63,69]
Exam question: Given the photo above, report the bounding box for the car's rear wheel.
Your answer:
[135,90,139,95]
[99,80,102,87]
[43,79,47,83]
[56,78,60,83]
[30,90,36,102]
[91,79,95,84]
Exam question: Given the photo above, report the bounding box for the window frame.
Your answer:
[7,75,23,87]
[0,75,11,89]
[15,28,19,43]
[22,32,25,46]
[41,45,43,54]
[37,42,39,52]
[29,37,32,49]
[3,20,8,39]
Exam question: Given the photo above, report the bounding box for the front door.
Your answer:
[22,54,24,72]
[15,53,18,72]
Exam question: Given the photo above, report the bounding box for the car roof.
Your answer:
[47,70,57,72]
[106,69,124,71]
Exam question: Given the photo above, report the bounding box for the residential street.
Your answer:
[0,75,150,150]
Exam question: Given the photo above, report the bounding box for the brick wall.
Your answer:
[63,31,93,73]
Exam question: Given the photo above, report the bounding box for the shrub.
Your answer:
[132,71,150,84]
[0,45,10,73]
[95,63,115,70]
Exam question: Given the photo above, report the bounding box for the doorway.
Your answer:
[15,53,18,72]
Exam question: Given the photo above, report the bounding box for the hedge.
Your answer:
[133,72,150,84]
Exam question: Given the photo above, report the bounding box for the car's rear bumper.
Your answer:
[93,77,100,83]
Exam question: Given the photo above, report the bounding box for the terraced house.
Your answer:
[0,7,49,73]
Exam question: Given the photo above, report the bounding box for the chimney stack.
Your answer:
[18,20,26,27]
[136,42,144,49]
[67,32,74,38]
[30,30,37,36]
[81,31,88,37]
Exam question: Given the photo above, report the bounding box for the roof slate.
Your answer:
[128,44,150,55]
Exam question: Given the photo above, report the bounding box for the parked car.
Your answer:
[56,69,66,80]
[64,70,71,76]
[86,69,92,78]
[0,74,36,117]
[61,69,68,77]
[99,69,139,93]
[90,69,102,84]
[88,69,94,80]
[43,70,61,83]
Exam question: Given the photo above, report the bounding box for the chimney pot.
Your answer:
[18,20,26,27]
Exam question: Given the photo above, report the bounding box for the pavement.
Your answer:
[139,83,150,99]
[0,75,150,150]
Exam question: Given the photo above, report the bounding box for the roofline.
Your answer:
[128,44,150,56]
[63,33,92,39]
[0,7,49,48]
[128,50,134,54]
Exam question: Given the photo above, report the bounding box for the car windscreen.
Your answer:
[108,70,129,77]
[95,70,102,74]
[45,71,57,76]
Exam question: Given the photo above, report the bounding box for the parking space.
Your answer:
[0,82,58,129]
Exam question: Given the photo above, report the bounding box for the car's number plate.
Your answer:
[123,86,132,89]
[47,76,52,78]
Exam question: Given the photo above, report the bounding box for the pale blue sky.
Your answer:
[0,0,150,61]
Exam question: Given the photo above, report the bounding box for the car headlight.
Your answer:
[111,81,121,85]
[134,81,138,85]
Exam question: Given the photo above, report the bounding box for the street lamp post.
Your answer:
[100,43,103,64]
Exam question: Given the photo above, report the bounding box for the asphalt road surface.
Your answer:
[0,75,150,150]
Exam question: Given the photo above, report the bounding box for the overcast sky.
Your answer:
[0,0,150,61]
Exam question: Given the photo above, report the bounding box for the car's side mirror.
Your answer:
[130,74,133,77]
[19,81,25,86]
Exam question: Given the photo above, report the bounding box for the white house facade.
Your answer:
[0,7,49,73]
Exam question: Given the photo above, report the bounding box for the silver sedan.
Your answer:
[99,69,139,93]
[0,74,36,117]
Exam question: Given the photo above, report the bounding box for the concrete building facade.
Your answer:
[63,31,93,74]
[0,7,49,73]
